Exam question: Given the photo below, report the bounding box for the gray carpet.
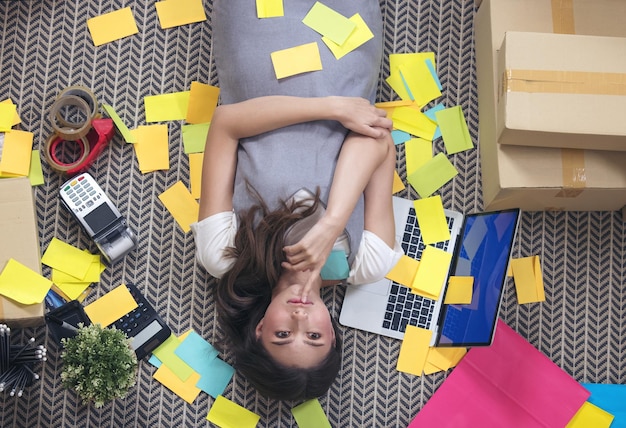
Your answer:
[1,0,624,426]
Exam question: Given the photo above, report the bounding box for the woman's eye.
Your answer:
[276,331,290,338]
[308,332,321,340]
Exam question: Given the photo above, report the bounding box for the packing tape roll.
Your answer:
[49,95,92,141]
[55,85,99,126]
[44,133,90,173]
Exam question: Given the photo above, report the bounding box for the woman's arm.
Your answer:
[198,96,392,220]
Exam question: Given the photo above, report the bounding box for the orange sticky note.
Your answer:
[155,0,207,29]
[83,284,138,327]
[392,170,405,194]
[188,153,203,199]
[444,276,474,305]
[426,346,467,372]
[153,365,201,404]
[385,255,419,288]
[158,181,200,233]
[0,130,33,177]
[397,325,432,375]
[186,82,219,124]
[413,196,451,245]
[270,42,323,79]
[411,245,452,299]
[87,7,139,46]
[131,125,170,173]
[511,255,545,304]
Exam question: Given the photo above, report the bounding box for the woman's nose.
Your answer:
[291,309,307,319]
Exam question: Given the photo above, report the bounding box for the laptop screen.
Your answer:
[436,209,520,347]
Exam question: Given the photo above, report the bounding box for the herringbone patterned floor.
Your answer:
[1,1,624,427]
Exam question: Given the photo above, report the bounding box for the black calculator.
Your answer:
[112,284,172,360]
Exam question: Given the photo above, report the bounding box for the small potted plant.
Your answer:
[60,323,138,408]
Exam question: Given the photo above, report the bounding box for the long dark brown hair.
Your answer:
[213,188,343,400]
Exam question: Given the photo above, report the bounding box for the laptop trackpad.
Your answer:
[350,277,391,295]
[339,286,389,332]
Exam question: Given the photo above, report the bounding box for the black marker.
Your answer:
[46,315,79,333]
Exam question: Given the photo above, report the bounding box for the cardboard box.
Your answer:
[497,31,626,151]
[475,0,626,211]
[0,178,44,327]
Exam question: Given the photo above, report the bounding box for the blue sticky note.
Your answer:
[425,59,442,91]
[391,130,411,146]
[195,357,235,398]
[148,354,162,368]
[582,383,626,428]
[174,330,219,373]
[320,250,350,281]
[424,103,445,140]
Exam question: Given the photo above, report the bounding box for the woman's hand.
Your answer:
[282,216,343,302]
[328,96,393,138]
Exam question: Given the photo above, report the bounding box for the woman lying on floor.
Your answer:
[191,0,403,400]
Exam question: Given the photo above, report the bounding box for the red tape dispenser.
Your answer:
[44,86,115,176]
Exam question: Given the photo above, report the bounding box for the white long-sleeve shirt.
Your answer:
[191,211,403,285]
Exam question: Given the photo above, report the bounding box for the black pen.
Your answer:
[46,315,78,333]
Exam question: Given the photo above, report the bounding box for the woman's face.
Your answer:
[255,274,335,368]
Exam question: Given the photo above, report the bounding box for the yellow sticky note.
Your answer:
[186,81,219,125]
[302,2,355,46]
[153,365,202,404]
[0,129,33,177]
[155,0,207,29]
[566,402,614,428]
[426,346,467,371]
[511,255,545,304]
[144,91,190,123]
[55,282,92,301]
[397,60,441,107]
[189,152,203,199]
[41,238,94,280]
[0,99,21,127]
[322,13,374,60]
[83,284,138,327]
[52,253,103,283]
[87,7,139,46]
[0,259,53,305]
[131,125,170,173]
[256,0,284,18]
[102,104,136,143]
[0,101,17,131]
[435,106,473,155]
[411,245,452,299]
[152,334,196,381]
[413,195,451,245]
[271,42,323,80]
[405,138,432,177]
[375,100,414,119]
[397,325,432,375]
[407,152,458,198]
[28,150,44,186]
[207,395,261,428]
[387,53,437,101]
[392,107,437,141]
[158,181,199,233]
[392,170,405,194]
[386,255,419,288]
[444,276,474,305]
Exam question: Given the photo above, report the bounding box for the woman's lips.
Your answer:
[287,298,313,305]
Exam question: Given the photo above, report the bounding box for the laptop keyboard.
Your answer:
[382,207,454,333]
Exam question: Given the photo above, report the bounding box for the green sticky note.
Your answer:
[320,250,350,280]
[102,104,136,143]
[28,150,44,186]
[435,105,473,154]
[292,399,332,428]
[151,334,195,382]
[407,152,458,198]
[302,2,356,46]
[181,123,210,154]
[206,396,260,428]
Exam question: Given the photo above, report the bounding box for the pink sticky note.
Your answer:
[408,320,589,428]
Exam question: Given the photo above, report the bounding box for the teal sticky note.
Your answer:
[320,250,350,280]
[195,357,235,398]
[424,103,445,140]
[425,59,442,91]
[148,354,162,368]
[292,399,332,428]
[392,130,411,145]
[174,330,220,373]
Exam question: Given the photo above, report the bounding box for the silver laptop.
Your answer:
[339,196,520,347]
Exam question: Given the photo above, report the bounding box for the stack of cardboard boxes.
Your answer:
[475,0,626,211]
